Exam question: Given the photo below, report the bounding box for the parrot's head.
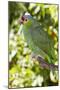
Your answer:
[19,13,33,26]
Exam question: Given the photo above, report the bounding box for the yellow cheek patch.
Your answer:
[24,21,27,24]
[23,20,29,25]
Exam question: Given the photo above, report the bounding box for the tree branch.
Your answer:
[37,56,58,70]
[31,54,58,70]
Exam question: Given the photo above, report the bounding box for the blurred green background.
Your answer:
[8,2,58,88]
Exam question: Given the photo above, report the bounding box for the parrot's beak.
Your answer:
[18,16,27,24]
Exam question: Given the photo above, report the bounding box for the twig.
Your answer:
[37,56,58,70]
[31,54,58,70]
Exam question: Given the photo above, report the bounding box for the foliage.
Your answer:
[9,2,58,88]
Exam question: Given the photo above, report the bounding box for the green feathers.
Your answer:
[20,15,56,63]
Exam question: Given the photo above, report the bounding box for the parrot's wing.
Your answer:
[30,21,55,61]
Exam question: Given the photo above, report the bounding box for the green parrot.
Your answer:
[19,13,57,64]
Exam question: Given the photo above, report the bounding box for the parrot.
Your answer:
[19,13,57,65]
